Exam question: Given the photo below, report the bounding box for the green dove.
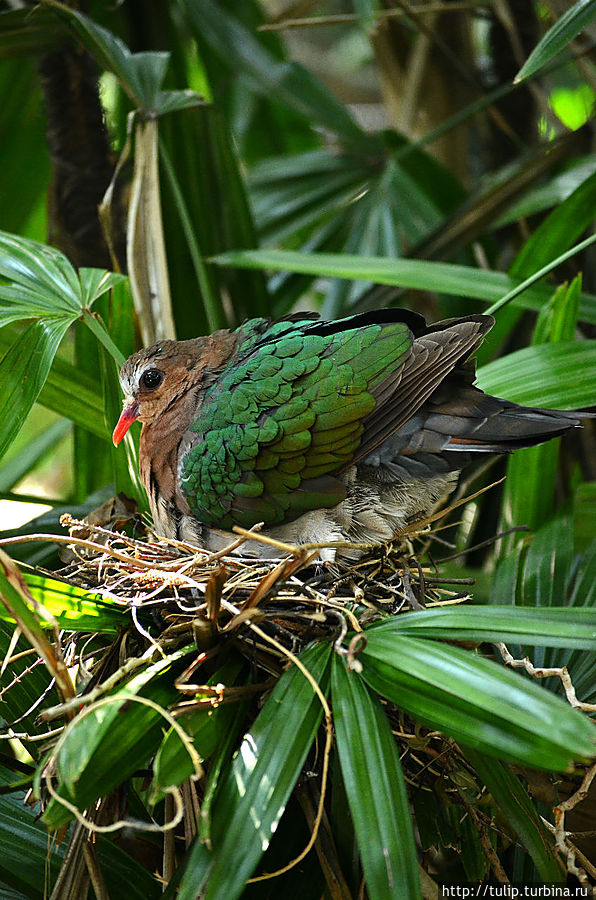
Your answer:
[114,309,583,560]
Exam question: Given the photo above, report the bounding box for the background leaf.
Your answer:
[183,0,371,148]
[464,749,562,883]
[0,320,72,459]
[212,248,596,324]
[516,0,596,82]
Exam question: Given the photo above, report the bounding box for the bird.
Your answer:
[113,308,584,560]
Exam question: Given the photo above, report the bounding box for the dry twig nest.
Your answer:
[38,509,480,826]
[53,505,473,670]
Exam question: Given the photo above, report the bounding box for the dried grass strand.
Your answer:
[0,533,156,569]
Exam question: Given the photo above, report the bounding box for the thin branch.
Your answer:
[496,643,596,713]
[259,1,491,30]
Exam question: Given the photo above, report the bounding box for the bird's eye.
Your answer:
[140,368,164,391]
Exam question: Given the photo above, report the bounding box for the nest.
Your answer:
[19,506,472,788]
[2,491,477,765]
[37,508,476,809]
[51,506,472,678]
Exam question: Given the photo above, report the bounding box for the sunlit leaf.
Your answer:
[477,340,596,408]
[178,641,332,900]
[331,656,421,900]
[0,319,72,459]
[20,572,125,633]
[360,629,596,769]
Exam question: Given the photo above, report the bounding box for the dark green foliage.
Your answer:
[331,656,421,899]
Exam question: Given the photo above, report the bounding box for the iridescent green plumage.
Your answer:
[180,316,412,528]
[115,307,584,559]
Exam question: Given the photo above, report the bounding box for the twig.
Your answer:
[259,1,489,30]
[466,804,510,884]
[496,644,596,712]
[231,525,301,555]
[82,843,109,900]
[1,725,63,742]
[540,763,596,885]
[39,654,154,722]
[438,525,529,562]
[0,533,156,569]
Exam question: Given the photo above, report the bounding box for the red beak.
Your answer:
[112,401,140,446]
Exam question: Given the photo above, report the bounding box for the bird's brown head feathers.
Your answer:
[113,331,237,445]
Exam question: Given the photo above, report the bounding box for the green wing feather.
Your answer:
[180,316,413,528]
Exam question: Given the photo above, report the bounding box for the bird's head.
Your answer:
[112,333,235,446]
